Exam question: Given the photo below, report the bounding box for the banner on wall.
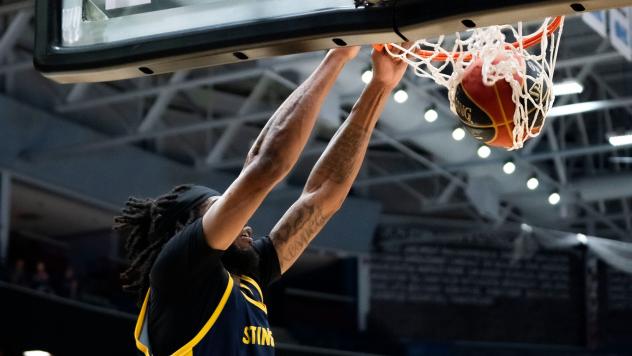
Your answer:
[583,10,608,38]
[609,8,632,61]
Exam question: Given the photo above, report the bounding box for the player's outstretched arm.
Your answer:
[202,47,360,250]
[270,48,409,273]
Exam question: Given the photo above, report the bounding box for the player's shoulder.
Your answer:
[150,219,222,286]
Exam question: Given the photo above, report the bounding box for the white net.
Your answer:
[382,17,565,150]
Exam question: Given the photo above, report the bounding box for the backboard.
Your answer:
[34,0,632,83]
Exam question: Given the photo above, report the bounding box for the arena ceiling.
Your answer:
[1,0,631,241]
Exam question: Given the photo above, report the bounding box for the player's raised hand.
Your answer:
[328,46,361,61]
[370,42,411,88]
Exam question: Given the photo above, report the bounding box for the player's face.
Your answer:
[233,226,253,251]
[223,228,259,275]
[198,195,259,274]
[199,196,254,251]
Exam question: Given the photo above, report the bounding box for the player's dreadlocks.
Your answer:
[115,185,201,306]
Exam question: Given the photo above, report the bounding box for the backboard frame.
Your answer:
[34,0,632,83]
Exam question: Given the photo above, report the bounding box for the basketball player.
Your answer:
[115,45,408,355]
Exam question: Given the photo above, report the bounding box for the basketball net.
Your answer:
[382,17,565,150]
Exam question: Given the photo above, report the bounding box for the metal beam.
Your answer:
[55,55,323,113]
[579,211,632,224]
[367,160,429,209]
[590,73,632,118]
[577,201,628,240]
[208,93,630,172]
[211,123,453,170]
[46,50,618,113]
[379,214,489,230]
[3,51,16,94]
[546,125,567,184]
[436,179,459,204]
[603,71,632,83]
[0,60,31,75]
[204,73,273,165]
[372,129,467,188]
[23,111,275,161]
[555,51,623,70]
[0,10,32,61]
[574,113,596,174]
[354,142,632,187]
[137,70,190,133]
[55,68,268,113]
[0,171,10,261]
[64,83,90,103]
[513,156,628,240]
[547,97,632,118]
[492,205,512,229]
[622,199,632,235]
[522,41,611,154]
[0,1,32,16]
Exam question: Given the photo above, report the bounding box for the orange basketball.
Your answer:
[452,56,546,149]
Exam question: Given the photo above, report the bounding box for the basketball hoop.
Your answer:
[377,16,565,150]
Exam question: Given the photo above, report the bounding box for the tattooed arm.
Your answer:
[271,48,409,273]
[202,47,359,250]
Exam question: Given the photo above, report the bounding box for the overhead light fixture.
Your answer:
[520,223,533,233]
[609,156,632,163]
[394,87,409,103]
[477,145,491,158]
[23,351,52,356]
[553,80,584,96]
[503,160,516,174]
[452,127,466,141]
[607,132,632,146]
[548,101,605,117]
[424,106,438,122]
[548,192,561,205]
[576,233,588,245]
[527,176,539,190]
[361,69,373,84]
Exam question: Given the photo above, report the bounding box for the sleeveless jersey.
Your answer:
[135,273,275,356]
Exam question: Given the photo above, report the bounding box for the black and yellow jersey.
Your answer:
[134,218,281,356]
[135,273,275,356]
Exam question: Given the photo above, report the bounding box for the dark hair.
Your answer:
[114,184,201,306]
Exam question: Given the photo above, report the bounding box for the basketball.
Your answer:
[452,56,548,149]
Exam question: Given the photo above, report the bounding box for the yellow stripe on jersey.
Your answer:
[240,291,268,314]
[134,272,234,356]
[134,290,151,356]
[239,275,264,303]
[240,283,256,298]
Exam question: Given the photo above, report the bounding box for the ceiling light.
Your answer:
[424,106,438,122]
[548,192,561,205]
[576,233,588,245]
[520,223,533,233]
[503,161,516,174]
[609,157,632,163]
[548,101,604,117]
[394,88,409,103]
[477,145,491,158]
[361,69,373,84]
[23,351,52,356]
[553,80,584,96]
[607,132,632,146]
[452,127,466,141]
[527,177,539,190]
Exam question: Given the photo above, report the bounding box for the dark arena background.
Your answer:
[1,1,632,355]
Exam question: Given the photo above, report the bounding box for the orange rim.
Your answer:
[373,16,563,62]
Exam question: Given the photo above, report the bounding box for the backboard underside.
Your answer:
[34,0,632,83]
